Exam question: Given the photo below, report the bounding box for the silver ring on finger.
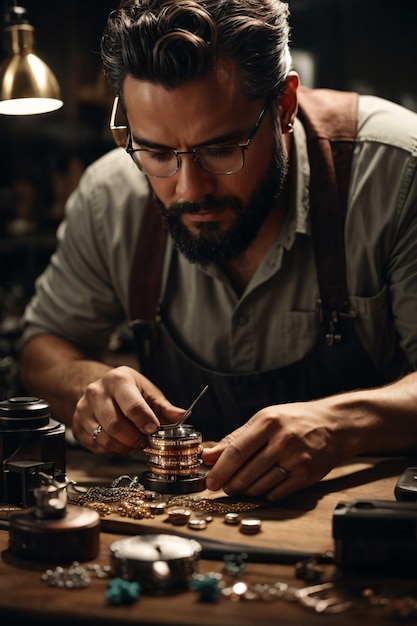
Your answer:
[275,464,289,478]
[92,424,103,441]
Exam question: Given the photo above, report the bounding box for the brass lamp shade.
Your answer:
[0,17,63,115]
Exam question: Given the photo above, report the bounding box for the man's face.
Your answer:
[123,64,289,265]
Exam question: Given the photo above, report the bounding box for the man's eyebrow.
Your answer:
[131,135,169,149]
[131,127,247,150]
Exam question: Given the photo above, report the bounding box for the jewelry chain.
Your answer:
[68,474,261,518]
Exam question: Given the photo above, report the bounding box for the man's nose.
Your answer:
[174,153,216,203]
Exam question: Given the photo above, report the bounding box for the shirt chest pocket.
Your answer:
[349,285,402,371]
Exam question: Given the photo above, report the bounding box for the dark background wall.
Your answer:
[289,0,417,105]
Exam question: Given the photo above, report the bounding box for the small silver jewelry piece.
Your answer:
[92,424,102,441]
[286,122,294,133]
[224,512,241,525]
[188,518,207,531]
[240,518,262,535]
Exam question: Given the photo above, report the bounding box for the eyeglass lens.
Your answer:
[131,144,245,177]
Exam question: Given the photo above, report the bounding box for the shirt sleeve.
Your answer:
[387,151,417,368]
[20,148,149,355]
[346,96,417,373]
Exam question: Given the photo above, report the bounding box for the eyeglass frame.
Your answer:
[110,95,274,178]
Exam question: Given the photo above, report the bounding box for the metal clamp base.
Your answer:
[141,470,206,494]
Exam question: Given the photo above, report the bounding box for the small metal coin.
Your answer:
[240,518,262,535]
[224,512,240,525]
[188,518,207,531]
[167,507,192,525]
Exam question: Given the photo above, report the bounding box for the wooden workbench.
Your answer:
[0,448,416,625]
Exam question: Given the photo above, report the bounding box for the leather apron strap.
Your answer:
[297,86,359,344]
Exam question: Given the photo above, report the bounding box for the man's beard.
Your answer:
[152,138,288,266]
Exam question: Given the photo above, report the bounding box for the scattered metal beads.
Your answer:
[41,561,110,589]
[220,580,299,603]
[87,563,112,578]
[115,499,154,519]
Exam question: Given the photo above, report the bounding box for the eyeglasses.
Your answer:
[124,99,273,178]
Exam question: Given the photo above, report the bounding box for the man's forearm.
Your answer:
[19,334,113,427]
[320,371,417,457]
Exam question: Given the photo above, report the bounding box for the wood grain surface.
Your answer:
[67,450,407,555]
[0,449,415,626]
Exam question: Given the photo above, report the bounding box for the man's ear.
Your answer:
[277,71,299,134]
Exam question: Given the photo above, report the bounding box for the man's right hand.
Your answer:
[72,366,185,455]
[20,334,185,456]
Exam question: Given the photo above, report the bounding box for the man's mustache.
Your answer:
[162,195,244,218]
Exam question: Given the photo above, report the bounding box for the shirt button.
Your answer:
[237,314,249,326]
